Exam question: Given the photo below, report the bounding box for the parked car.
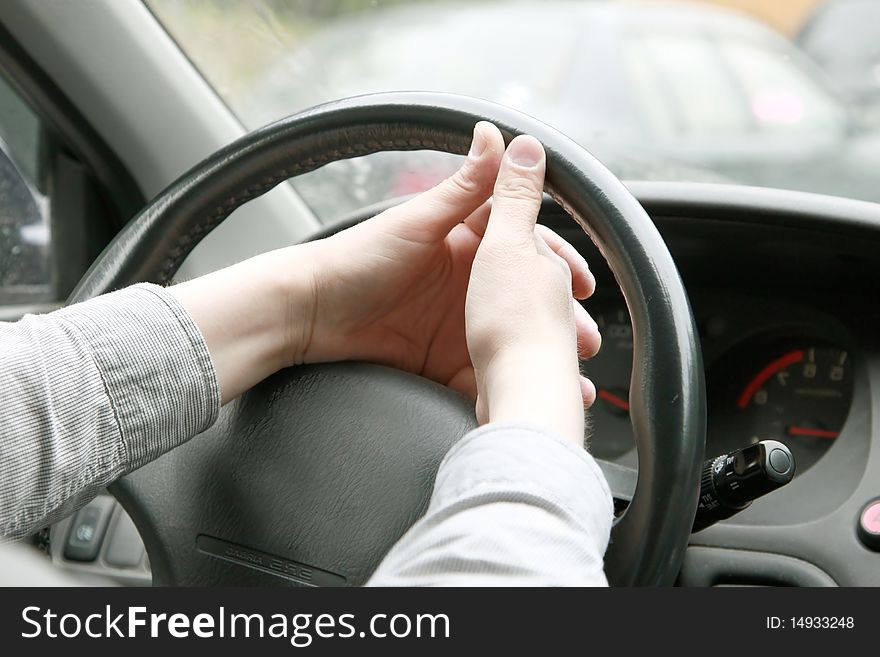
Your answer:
[798,0,880,124]
[242,0,880,222]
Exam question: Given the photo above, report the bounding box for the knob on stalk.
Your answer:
[692,440,795,532]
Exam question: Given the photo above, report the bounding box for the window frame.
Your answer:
[0,22,145,311]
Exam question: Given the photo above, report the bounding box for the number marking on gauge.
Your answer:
[737,349,804,409]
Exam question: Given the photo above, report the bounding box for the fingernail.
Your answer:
[506,135,543,168]
[468,124,487,159]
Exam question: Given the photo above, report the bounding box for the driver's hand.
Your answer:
[280,122,600,438]
[466,135,599,444]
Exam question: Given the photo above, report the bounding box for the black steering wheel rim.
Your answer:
[70,92,705,586]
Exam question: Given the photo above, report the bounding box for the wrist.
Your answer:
[257,243,323,369]
[168,244,321,403]
[479,345,585,445]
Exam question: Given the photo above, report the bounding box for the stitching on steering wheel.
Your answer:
[158,128,472,282]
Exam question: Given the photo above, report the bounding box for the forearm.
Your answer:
[168,245,318,404]
[0,285,218,539]
[481,347,585,445]
[0,240,318,538]
[368,422,614,586]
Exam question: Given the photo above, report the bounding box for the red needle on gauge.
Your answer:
[787,426,839,439]
[598,389,630,412]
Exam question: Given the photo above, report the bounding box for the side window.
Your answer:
[0,68,123,313]
[0,72,51,305]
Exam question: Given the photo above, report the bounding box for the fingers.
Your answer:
[483,135,547,248]
[536,225,596,300]
[576,299,600,408]
[466,200,597,301]
[462,199,492,237]
[381,122,505,242]
[580,375,597,409]
[574,299,601,359]
[447,365,478,400]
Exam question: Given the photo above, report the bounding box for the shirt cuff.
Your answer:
[433,421,615,553]
[52,283,220,471]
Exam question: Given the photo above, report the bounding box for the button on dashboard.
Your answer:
[63,496,115,562]
[857,499,880,552]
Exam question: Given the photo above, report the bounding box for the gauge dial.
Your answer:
[708,342,854,475]
[583,305,636,461]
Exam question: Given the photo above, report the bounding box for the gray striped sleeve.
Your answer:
[368,422,614,586]
[0,283,220,539]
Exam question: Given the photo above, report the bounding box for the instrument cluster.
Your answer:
[583,302,856,476]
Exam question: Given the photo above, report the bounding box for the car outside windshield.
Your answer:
[146,0,880,224]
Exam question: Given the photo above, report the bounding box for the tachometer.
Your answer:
[708,341,854,475]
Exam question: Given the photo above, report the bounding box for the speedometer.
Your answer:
[707,340,854,475]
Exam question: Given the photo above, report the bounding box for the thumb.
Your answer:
[483,135,546,248]
[379,121,505,241]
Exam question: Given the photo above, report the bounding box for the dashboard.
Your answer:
[543,182,880,586]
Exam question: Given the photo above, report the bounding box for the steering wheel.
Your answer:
[69,93,705,587]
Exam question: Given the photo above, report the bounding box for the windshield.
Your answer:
[147,0,880,223]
